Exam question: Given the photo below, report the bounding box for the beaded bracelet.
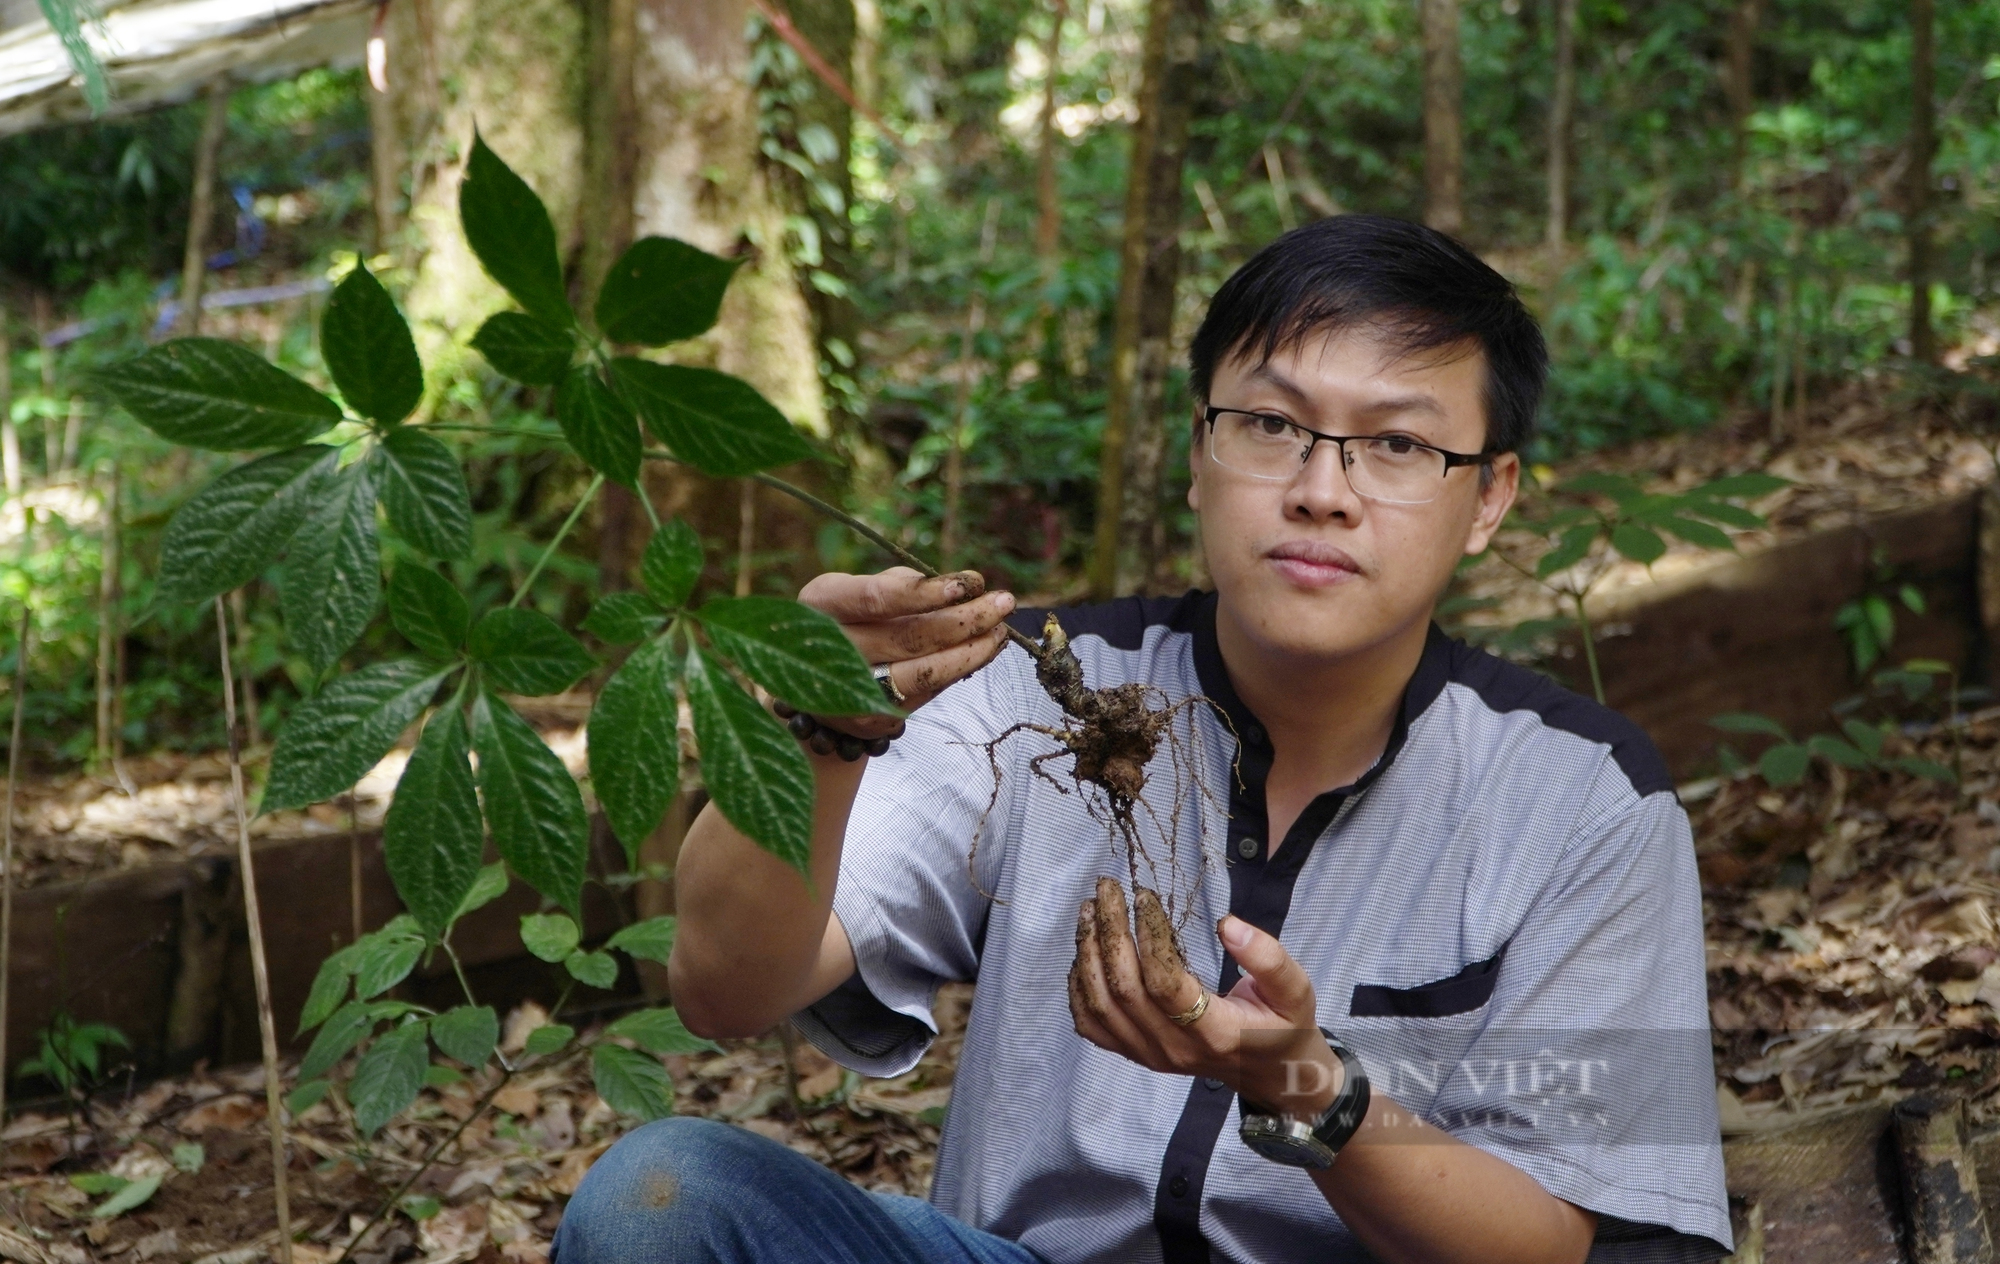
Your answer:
[772,696,906,762]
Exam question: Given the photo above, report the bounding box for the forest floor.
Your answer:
[6,372,2000,1258]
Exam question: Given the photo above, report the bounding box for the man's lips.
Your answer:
[1265,541,1362,587]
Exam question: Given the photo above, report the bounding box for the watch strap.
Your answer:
[1308,1028,1370,1154]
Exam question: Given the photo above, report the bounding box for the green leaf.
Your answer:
[641,518,704,608]
[523,1023,574,1058]
[1557,472,1643,504]
[322,262,423,424]
[610,359,815,477]
[556,365,642,488]
[698,597,899,717]
[594,237,741,346]
[520,912,581,962]
[157,445,338,605]
[1842,718,1887,759]
[1904,658,1954,675]
[565,949,618,988]
[472,311,574,386]
[389,565,471,660]
[1864,594,1896,649]
[93,338,342,451]
[1693,472,1789,499]
[92,1172,162,1219]
[606,1005,717,1055]
[1708,712,1793,741]
[1609,522,1666,565]
[1896,757,1958,782]
[69,1174,127,1196]
[684,649,813,874]
[592,1044,674,1121]
[285,1079,329,1116]
[350,1019,431,1135]
[430,1005,499,1068]
[605,916,676,966]
[471,691,589,915]
[263,660,447,812]
[171,1142,205,1174]
[581,591,665,645]
[1653,515,1734,552]
[299,1001,375,1081]
[373,428,473,559]
[402,1193,443,1220]
[297,945,358,1034]
[428,1060,467,1086]
[588,638,682,859]
[353,927,426,999]
[1758,743,1811,787]
[460,133,572,329]
[280,463,381,675]
[452,863,510,921]
[1806,734,1871,769]
[1901,584,1928,615]
[1676,497,1763,530]
[1535,523,1597,579]
[469,608,596,696]
[384,706,484,939]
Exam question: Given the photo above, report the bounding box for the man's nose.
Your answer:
[1288,439,1363,521]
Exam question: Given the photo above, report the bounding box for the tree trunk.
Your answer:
[1725,0,1761,187]
[1545,0,1577,261]
[584,0,641,591]
[0,305,15,497]
[1035,0,1066,373]
[1420,0,1464,236]
[781,0,859,409]
[176,82,232,337]
[1088,0,1205,600]
[1908,0,1936,365]
[366,2,401,254]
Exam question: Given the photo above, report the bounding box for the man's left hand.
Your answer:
[1068,876,1342,1118]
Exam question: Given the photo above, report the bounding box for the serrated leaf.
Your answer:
[1806,734,1871,769]
[389,565,471,660]
[297,944,359,1034]
[1535,523,1597,579]
[581,591,665,644]
[323,262,423,424]
[92,1172,162,1219]
[589,638,681,860]
[471,691,589,915]
[1758,743,1811,787]
[286,1079,329,1116]
[565,949,618,988]
[684,649,813,874]
[460,134,572,329]
[520,912,581,962]
[642,518,703,608]
[1694,472,1789,499]
[698,597,899,718]
[430,1005,499,1068]
[280,463,381,675]
[472,311,573,386]
[1653,515,1735,552]
[157,445,338,605]
[469,608,595,695]
[299,1001,376,1081]
[557,365,642,488]
[523,1023,574,1058]
[1708,712,1792,740]
[353,932,425,999]
[606,916,677,966]
[606,1005,716,1055]
[263,660,447,812]
[610,359,814,477]
[592,1044,674,1121]
[452,863,510,921]
[350,1019,430,1135]
[1609,522,1666,565]
[374,428,473,559]
[594,237,741,346]
[384,706,484,939]
[93,338,342,451]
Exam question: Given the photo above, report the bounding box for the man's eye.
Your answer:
[1382,437,1417,455]
[1254,415,1291,437]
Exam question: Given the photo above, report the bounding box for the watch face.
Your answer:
[1239,1117,1335,1170]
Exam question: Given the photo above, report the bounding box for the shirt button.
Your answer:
[1244,724,1266,747]
[1203,1077,1226,1090]
[1236,835,1259,859]
[1169,1174,1190,1199]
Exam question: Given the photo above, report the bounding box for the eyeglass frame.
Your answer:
[1199,406,1497,493]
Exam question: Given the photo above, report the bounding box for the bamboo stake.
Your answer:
[95,462,119,766]
[0,302,17,497]
[0,515,31,1144]
[213,596,293,1263]
[345,791,362,944]
[735,480,757,597]
[177,83,232,337]
[230,588,260,748]
[941,196,1000,568]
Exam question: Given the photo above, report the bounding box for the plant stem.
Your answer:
[0,537,29,1143]
[510,474,604,609]
[215,596,293,1264]
[331,1065,515,1264]
[442,939,477,1008]
[1570,589,1605,705]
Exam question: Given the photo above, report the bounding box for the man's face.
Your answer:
[1188,324,1519,665]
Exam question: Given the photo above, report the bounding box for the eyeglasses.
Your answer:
[1201,406,1494,505]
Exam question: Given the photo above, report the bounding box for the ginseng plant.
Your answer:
[92,135,1208,1232]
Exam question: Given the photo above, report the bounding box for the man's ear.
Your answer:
[1186,406,1206,512]
[1464,452,1519,556]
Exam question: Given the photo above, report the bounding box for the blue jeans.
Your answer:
[552,1116,1045,1264]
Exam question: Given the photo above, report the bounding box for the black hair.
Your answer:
[1187,214,1548,454]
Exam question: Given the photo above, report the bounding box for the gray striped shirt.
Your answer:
[794,591,1731,1263]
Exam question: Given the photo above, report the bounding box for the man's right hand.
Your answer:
[798,567,1017,731]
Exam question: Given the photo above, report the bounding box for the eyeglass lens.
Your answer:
[1208,411,1450,504]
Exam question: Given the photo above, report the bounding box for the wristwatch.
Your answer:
[1238,1028,1370,1169]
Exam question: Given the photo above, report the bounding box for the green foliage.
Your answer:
[1709,660,1962,788]
[154,444,337,604]
[322,263,424,425]
[588,638,682,857]
[467,608,594,696]
[383,706,484,937]
[259,660,446,812]
[591,1044,674,1121]
[595,238,743,347]
[683,648,816,874]
[609,360,817,477]
[555,366,642,488]
[388,565,471,660]
[460,133,573,329]
[93,339,342,451]
[372,429,474,559]
[91,1173,162,1220]
[15,1012,129,1093]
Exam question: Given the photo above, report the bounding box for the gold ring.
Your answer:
[1169,988,1210,1027]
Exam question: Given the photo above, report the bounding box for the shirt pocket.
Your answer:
[1348,940,1508,1019]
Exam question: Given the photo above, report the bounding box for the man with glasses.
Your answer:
[554,215,1730,1263]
